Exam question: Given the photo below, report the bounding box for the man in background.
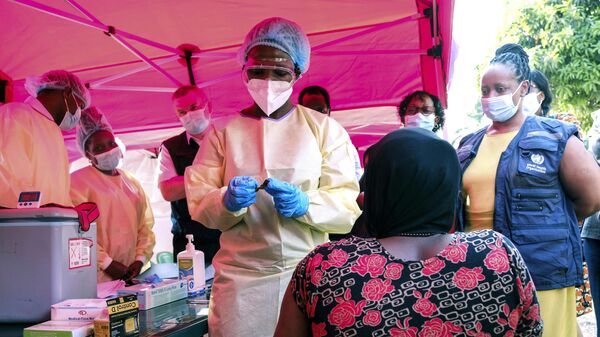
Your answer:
[298,85,330,115]
[158,85,220,264]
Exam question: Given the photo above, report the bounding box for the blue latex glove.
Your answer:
[223,176,258,212]
[263,178,309,218]
[143,273,163,285]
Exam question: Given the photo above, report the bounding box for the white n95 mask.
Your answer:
[405,113,436,130]
[522,92,542,116]
[180,108,210,135]
[481,83,523,122]
[246,79,293,116]
[60,93,82,130]
[93,147,122,171]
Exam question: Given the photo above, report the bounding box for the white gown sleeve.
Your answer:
[297,118,361,233]
[185,126,246,231]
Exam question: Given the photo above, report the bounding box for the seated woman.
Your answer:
[274,128,542,337]
[70,107,155,283]
[398,90,445,132]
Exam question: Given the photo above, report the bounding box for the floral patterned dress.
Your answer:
[291,230,543,337]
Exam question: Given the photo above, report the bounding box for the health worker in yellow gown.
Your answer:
[0,70,90,208]
[70,107,155,283]
[185,17,361,337]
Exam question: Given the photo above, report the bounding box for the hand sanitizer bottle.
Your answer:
[177,234,205,297]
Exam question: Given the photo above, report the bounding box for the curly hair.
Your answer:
[398,91,445,132]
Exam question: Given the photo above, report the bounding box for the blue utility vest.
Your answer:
[456,116,582,290]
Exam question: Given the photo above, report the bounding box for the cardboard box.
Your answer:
[51,299,107,321]
[23,320,94,337]
[117,279,187,310]
[94,295,139,337]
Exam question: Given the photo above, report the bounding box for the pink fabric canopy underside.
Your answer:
[0,0,454,160]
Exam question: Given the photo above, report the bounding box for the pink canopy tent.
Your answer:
[0,0,454,160]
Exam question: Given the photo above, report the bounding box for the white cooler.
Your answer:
[0,207,97,322]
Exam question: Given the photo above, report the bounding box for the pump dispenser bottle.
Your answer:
[177,234,205,296]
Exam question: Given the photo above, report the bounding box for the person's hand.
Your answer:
[264,178,309,218]
[124,260,144,282]
[105,260,129,280]
[223,176,259,212]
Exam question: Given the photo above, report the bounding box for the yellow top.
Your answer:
[537,287,577,337]
[70,166,155,283]
[0,98,72,208]
[463,130,518,232]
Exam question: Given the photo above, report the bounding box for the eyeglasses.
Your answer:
[242,65,296,83]
[406,106,435,115]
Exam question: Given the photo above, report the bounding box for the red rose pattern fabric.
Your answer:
[291,230,543,336]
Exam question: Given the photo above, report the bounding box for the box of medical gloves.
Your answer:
[23,320,94,337]
[93,295,139,337]
[51,299,108,321]
[117,279,187,310]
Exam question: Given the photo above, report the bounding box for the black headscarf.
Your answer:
[364,128,460,238]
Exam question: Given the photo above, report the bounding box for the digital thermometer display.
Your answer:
[17,191,42,208]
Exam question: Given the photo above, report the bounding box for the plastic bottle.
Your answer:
[177,234,205,297]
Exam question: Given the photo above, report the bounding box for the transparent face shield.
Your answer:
[242,57,297,88]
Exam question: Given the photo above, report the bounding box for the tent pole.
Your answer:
[312,14,422,51]
[314,49,427,56]
[46,0,182,86]
[92,69,239,92]
[10,0,179,54]
[67,55,172,74]
[184,50,196,85]
[90,56,179,87]
[194,71,240,89]
[64,0,102,24]
[91,85,176,93]
[105,28,182,86]
[431,0,445,107]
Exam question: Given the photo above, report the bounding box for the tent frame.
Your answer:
[11,0,441,95]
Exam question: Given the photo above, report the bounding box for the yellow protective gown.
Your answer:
[70,166,155,283]
[185,105,361,337]
[0,99,71,208]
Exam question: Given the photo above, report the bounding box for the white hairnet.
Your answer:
[238,17,311,75]
[24,70,91,109]
[76,106,113,153]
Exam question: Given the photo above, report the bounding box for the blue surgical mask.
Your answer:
[481,83,523,122]
[404,113,436,130]
[93,147,122,171]
[180,108,210,135]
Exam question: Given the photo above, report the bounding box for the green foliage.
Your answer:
[502,0,600,131]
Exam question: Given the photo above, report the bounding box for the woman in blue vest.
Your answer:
[456,43,600,337]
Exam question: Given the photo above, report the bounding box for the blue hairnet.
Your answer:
[238,17,311,75]
[76,106,113,153]
[24,70,91,109]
